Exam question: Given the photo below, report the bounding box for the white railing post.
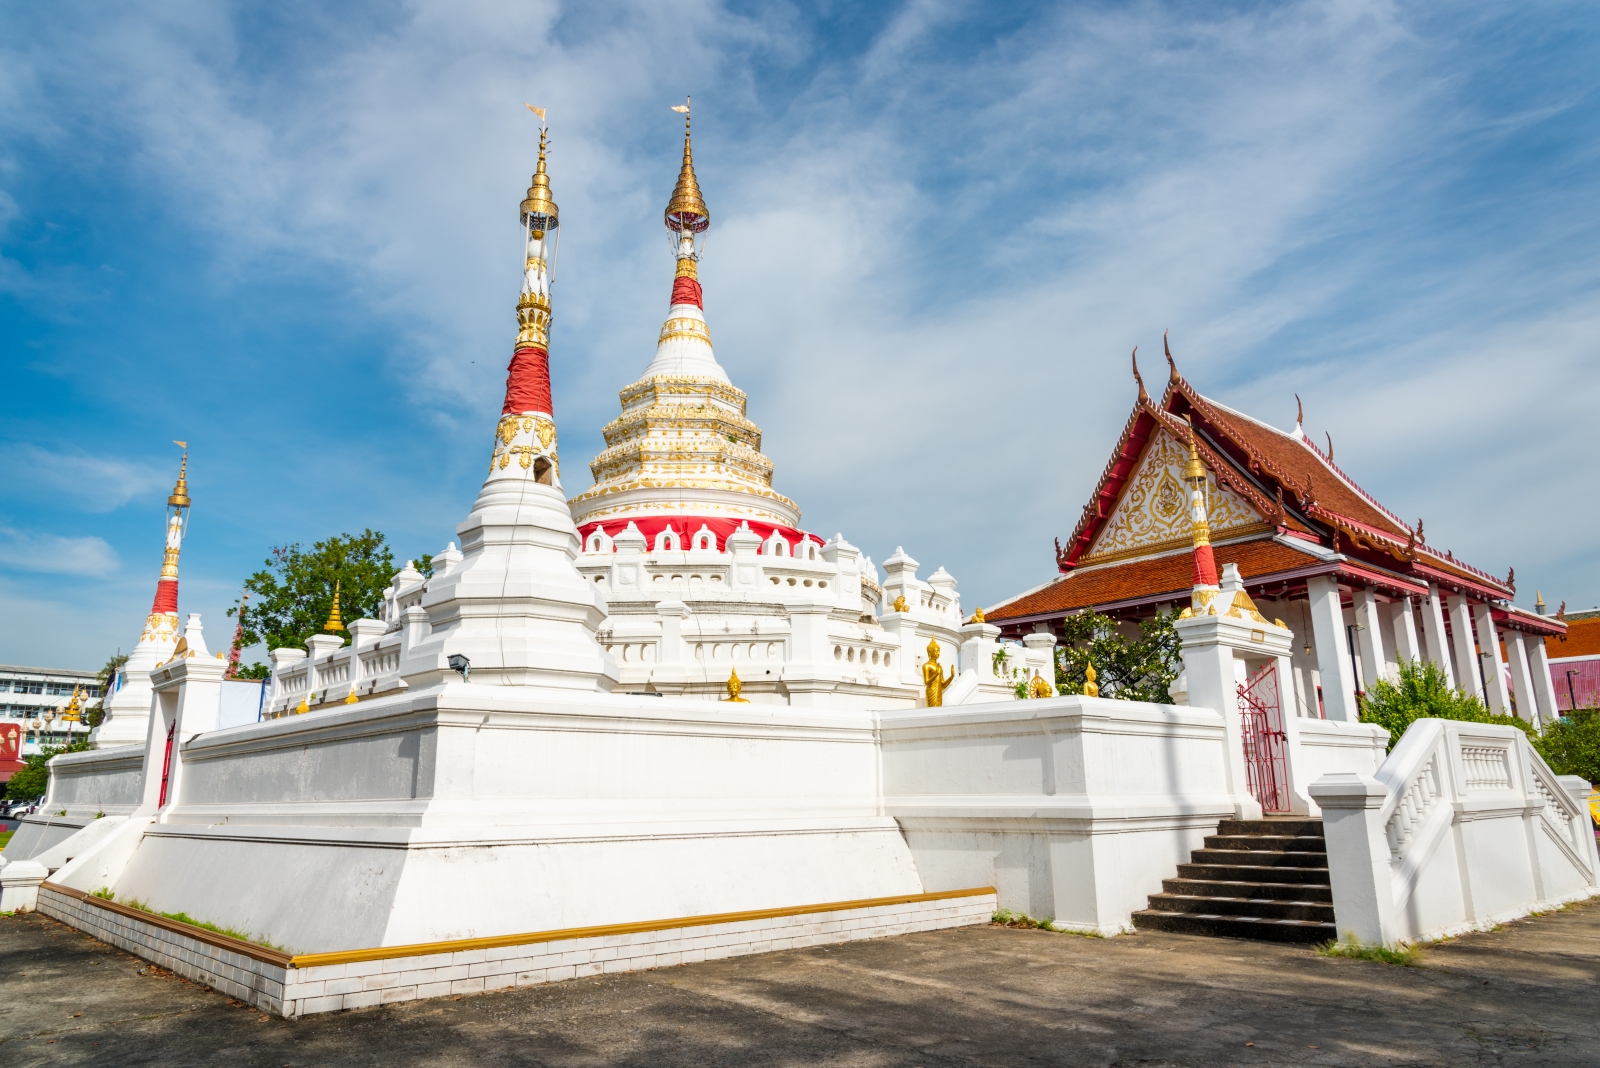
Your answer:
[1309,773,1400,944]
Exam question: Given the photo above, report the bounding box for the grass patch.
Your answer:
[992,907,1104,935]
[101,894,283,951]
[1318,932,1421,966]
[0,830,13,850]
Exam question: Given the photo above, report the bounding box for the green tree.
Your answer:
[1534,707,1600,785]
[5,738,92,801]
[232,662,272,681]
[85,652,129,729]
[229,530,407,653]
[1055,609,1182,703]
[1360,659,1534,751]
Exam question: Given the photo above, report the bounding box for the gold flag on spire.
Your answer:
[525,104,546,120]
[671,104,689,114]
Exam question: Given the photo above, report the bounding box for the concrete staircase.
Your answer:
[1132,818,1337,943]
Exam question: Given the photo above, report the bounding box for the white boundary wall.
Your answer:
[1311,719,1599,944]
[38,883,994,1018]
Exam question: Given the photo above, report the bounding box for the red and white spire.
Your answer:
[488,124,561,487]
[91,444,190,746]
[1183,425,1220,609]
[150,444,190,627]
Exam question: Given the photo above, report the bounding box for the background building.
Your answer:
[1546,608,1600,711]
[0,665,100,755]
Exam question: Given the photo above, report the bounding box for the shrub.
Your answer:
[1318,932,1421,966]
[1534,707,1600,785]
[1361,660,1533,751]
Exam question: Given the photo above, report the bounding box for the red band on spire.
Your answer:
[502,345,553,416]
[1192,545,1218,588]
[151,578,178,615]
[670,276,703,309]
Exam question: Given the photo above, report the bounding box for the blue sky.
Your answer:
[2,0,1597,669]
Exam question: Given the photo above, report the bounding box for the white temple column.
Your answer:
[1473,603,1511,715]
[1503,629,1539,726]
[1421,584,1454,682]
[1526,638,1561,722]
[1352,588,1385,694]
[1448,595,1484,700]
[1307,575,1359,722]
[1391,596,1422,668]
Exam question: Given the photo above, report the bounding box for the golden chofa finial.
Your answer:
[323,579,345,633]
[724,668,749,702]
[665,96,709,234]
[168,442,191,509]
[520,121,559,233]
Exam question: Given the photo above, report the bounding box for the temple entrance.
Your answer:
[1237,661,1290,813]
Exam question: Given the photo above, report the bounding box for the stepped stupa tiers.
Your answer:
[566,104,1032,706]
[569,102,800,541]
[89,446,191,747]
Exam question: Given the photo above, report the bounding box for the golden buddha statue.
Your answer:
[922,638,956,707]
[724,668,749,702]
[970,606,985,624]
[1028,674,1054,699]
[892,594,909,613]
[1082,662,1100,698]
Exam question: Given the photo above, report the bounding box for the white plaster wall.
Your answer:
[878,696,1234,934]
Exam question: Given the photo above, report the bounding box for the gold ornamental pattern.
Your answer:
[1084,429,1262,565]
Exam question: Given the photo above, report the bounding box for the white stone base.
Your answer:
[38,883,995,1018]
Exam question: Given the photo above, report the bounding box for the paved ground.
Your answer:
[3,899,1597,1067]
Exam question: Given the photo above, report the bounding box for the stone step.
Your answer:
[1219,818,1324,838]
[1145,893,1335,923]
[1162,878,1333,903]
[1177,862,1331,885]
[1189,848,1327,868]
[1131,909,1336,944]
[1203,834,1327,853]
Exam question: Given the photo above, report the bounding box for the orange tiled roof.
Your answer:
[1548,616,1600,659]
[993,539,1316,621]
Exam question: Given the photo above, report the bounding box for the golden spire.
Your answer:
[1183,420,1212,549]
[323,579,345,633]
[168,445,191,509]
[520,125,559,233]
[62,686,82,723]
[665,97,709,233]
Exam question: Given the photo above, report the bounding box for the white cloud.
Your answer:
[0,445,170,513]
[0,526,119,577]
[1,0,1596,614]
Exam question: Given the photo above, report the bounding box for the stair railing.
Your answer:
[1311,717,1599,945]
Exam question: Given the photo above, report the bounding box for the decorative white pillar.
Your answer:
[1503,629,1539,727]
[1473,603,1511,716]
[1391,596,1422,668]
[1526,639,1561,722]
[1421,584,1455,682]
[1306,575,1359,722]
[1352,588,1385,695]
[1448,595,1484,700]
[1173,613,1266,820]
[655,599,689,665]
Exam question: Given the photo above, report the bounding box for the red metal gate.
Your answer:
[157,721,175,807]
[1237,661,1290,814]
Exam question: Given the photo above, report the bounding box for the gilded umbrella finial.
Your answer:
[665,97,708,234]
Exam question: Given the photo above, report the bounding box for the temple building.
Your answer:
[987,343,1567,725]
